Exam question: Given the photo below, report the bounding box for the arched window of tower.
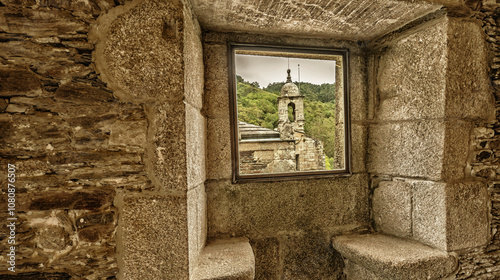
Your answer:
[288,102,296,122]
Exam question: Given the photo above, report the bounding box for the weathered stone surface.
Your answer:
[376,17,494,122]
[5,103,29,113]
[120,194,189,280]
[0,66,43,97]
[184,4,204,110]
[192,237,255,280]
[92,0,185,103]
[332,234,457,280]
[191,0,441,40]
[350,54,368,122]
[27,190,114,211]
[279,231,344,279]
[446,181,489,251]
[368,120,445,180]
[78,225,114,243]
[377,18,447,121]
[206,116,232,180]
[373,181,412,238]
[203,43,229,118]
[344,260,387,280]
[0,99,7,111]
[0,39,93,79]
[150,101,187,191]
[0,8,89,37]
[412,181,489,251]
[186,103,206,189]
[412,181,448,250]
[0,0,147,278]
[250,237,280,280]
[109,119,148,148]
[441,120,473,181]
[76,211,115,229]
[351,124,367,173]
[36,0,116,15]
[368,120,470,180]
[37,226,72,250]
[207,173,369,237]
[188,184,207,276]
[0,209,117,278]
[54,83,114,104]
[0,272,71,279]
[445,18,495,121]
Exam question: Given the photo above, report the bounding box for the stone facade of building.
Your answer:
[238,71,325,174]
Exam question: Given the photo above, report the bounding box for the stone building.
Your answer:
[1,0,500,279]
[238,69,325,174]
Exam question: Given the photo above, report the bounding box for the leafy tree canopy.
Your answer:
[236,75,337,158]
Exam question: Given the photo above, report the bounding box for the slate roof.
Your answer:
[238,121,281,140]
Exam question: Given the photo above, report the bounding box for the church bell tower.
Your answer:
[277,68,305,140]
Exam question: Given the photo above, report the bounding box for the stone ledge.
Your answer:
[332,234,457,280]
[192,237,255,280]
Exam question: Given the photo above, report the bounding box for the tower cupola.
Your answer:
[280,69,300,97]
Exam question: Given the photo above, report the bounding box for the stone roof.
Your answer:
[238,121,280,140]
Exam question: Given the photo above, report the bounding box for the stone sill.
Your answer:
[332,233,457,280]
[192,237,255,280]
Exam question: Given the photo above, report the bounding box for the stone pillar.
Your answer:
[334,59,345,169]
[369,16,494,251]
[91,0,206,278]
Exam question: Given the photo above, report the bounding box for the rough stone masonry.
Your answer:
[0,0,150,279]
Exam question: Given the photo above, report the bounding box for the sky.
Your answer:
[235,54,336,88]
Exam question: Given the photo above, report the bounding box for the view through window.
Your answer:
[229,44,350,181]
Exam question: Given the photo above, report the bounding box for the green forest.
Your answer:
[236,75,337,169]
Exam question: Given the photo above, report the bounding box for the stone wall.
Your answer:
[239,140,296,174]
[204,31,369,279]
[0,0,142,279]
[368,14,493,257]
[91,0,206,279]
[455,4,500,279]
[0,0,206,279]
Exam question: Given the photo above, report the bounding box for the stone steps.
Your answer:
[192,237,255,280]
[332,233,457,280]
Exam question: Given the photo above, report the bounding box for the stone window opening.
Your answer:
[229,43,351,182]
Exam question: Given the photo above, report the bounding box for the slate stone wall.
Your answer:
[0,0,151,278]
[456,4,500,279]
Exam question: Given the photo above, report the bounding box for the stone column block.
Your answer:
[149,101,188,191]
[375,17,494,122]
[368,120,445,180]
[412,181,448,250]
[188,185,207,275]
[368,120,470,181]
[445,181,489,251]
[373,181,412,238]
[376,18,448,121]
[412,181,489,251]
[120,193,189,280]
[186,103,206,189]
[445,18,495,121]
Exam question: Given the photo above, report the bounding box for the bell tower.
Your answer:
[277,69,305,140]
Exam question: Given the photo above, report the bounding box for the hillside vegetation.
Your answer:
[236,76,337,168]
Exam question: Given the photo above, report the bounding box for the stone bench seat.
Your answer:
[332,234,457,280]
[192,237,255,280]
